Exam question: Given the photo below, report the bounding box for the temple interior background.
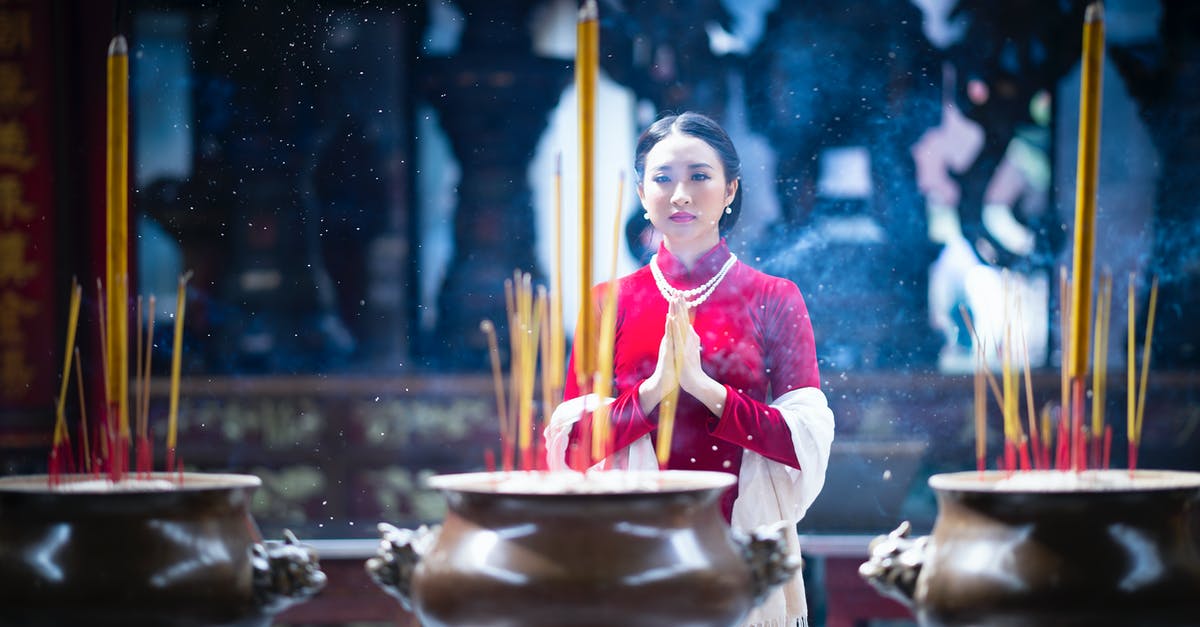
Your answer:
[3,0,1199,625]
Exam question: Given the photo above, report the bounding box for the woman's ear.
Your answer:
[636,182,646,206]
[725,178,739,206]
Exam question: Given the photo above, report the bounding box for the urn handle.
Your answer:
[858,520,929,607]
[365,522,441,611]
[733,521,803,607]
[251,529,328,614]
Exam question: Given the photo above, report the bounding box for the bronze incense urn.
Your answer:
[860,469,1200,626]
[0,472,326,626]
[367,469,799,627]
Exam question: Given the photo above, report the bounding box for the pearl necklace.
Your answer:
[649,252,737,309]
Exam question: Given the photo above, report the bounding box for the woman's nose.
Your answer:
[671,184,690,205]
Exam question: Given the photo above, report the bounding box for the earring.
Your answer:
[724,206,732,215]
[643,211,650,220]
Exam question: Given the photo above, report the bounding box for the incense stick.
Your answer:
[1090,272,1111,466]
[107,35,131,451]
[74,347,90,474]
[539,288,555,470]
[1067,2,1105,473]
[480,320,510,470]
[138,295,156,475]
[167,271,191,473]
[957,303,1006,415]
[575,0,599,387]
[1017,301,1041,469]
[591,172,625,463]
[975,345,986,473]
[53,281,82,448]
[552,153,565,393]
[1134,275,1158,451]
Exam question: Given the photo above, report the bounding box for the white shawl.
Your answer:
[545,387,835,627]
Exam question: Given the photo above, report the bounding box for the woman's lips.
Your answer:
[669,212,696,223]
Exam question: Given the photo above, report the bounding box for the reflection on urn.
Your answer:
[0,473,325,626]
[366,470,800,627]
[860,470,1200,626]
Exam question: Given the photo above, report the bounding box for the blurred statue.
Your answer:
[743,0,943,369]
[1108,0,1200,367]
[943,0,1088,270]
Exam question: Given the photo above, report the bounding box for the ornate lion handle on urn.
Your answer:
[251,529,329,614]
[857,520,928,607]
[366,522,441,611]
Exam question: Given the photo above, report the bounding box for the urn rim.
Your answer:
[929,468,1200,494]
[0,472,262,494]
[425,469,737,496]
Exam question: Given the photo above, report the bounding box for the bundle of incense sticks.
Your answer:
[962,268,1158,475]
[48,274,191,486]
[482,271,552,472]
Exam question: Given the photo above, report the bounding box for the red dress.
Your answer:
[565,239,822,520]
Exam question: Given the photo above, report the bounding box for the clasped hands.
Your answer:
[638,298,728,417]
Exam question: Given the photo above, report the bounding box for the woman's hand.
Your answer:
[637,307,680,415]
[638,299,728,417]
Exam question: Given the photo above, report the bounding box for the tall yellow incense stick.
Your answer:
[575,0,598,387]
[591,173,625,462]
[107,35,131,442]
[1067,3,1104,470]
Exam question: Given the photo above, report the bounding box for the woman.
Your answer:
[547,111,834,627]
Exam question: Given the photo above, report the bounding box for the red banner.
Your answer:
[0,1,55,411]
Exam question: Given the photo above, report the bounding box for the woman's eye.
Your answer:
[692,172,710,181]
[652,175,670,184]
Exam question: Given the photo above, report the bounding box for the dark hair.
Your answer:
[633,111,742,235]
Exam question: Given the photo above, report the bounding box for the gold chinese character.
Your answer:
[0,11,32,56]
[0,63,32,108]
[0,118,33,171]
[0,345,34,399]
[0,288,37,345]
[0,174,31,225]
[0,230,36,284]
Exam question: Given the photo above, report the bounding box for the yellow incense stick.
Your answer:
[167,272,191,454]
[591,172,625,461]
[957,303,1006,415]
[575,0,599,387]
[1126,273,1136,447]
[518,275,540,462]
[107,36,131,441]
[1067,2,1104,380]
[551,153,565,392]
[539,289,555,464]
[481,320,510,452]
[1091,273,1111,437]
[135,296,144,438]
[656,348,681,466]
[1134,276,1158,442]
[1060,266,1071,432]
[975,344,986,469]
[141,295,156,441]
[74,347,90,473]
[54,281,83,448]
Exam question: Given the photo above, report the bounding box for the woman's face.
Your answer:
[637,132,737,258]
